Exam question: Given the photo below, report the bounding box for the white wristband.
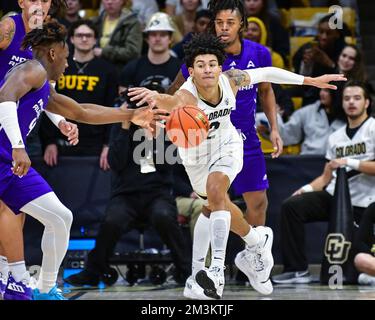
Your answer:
[45,110,65,128]
[0,101,25,148]
[245,67,305,86]
[346,158,360,170]
[301,184,314,193]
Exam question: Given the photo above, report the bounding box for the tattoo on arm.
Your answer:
[224,69,249,87]
[0,19,15,47]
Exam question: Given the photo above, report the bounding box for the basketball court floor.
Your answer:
[65,282,375,300]
[62,265,375,300]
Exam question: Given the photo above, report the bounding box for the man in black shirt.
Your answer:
[119,12,182,94]
[40,19,118,170]
[64,94,191,286]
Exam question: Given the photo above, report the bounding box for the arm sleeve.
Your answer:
[246,67,304,86]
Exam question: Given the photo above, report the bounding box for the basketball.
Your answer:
[165,105,210,148]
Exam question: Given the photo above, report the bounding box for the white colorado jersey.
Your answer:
[325,117,375,207]
[178,74,242,164]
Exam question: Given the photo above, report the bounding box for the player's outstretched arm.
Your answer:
[47,86,167,130]
[224,67,346,95]
[127,87,197,112]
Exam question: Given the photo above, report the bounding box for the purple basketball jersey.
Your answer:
[181,39,272,194]
[0,74,52,214]
[0,14,32,80]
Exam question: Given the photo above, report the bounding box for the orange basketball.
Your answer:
[166,105,210,148]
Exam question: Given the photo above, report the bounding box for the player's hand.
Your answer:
[44,144,58,167]
[269,129,283,158]
[58,120,79,146]
[304,74,347,89]
[99,145,110,171]
[127,87,158,108]
[292,188,304,196]
[328,158,347,170]
[11,148,31,177]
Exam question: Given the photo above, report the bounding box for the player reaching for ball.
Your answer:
[128,33,346,300]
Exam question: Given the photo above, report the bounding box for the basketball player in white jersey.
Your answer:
[129,33,346,299]
[272,81,375,285]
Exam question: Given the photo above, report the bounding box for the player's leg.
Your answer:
[148,193,191,284]
[194,171,232,299]
[242,190,268,226]
[354,203,375,284]
[232,151,269,226]
[0,202,28,299]
[20,192,73,300]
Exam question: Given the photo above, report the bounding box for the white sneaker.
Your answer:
[358,273,375,286]
[235,226,274,295]
[183,275,211,300]
[195,266,224,300]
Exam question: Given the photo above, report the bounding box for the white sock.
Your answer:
[37,269,58,293]
[0,255,9,281]
[192,214,211,277]
[8,261,29,283]
[242,227,261,248]
[209,210,231,269]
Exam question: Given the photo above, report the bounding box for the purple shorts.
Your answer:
[231,138,269,196]
[0,161,52,214]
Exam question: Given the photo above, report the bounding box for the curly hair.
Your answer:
[207,0,247,38]
[183,33,226,68]
[49,0,68,18]
[21,19,67,50]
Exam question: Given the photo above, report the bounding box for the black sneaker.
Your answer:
[64,269,101,287]
[272,270,312,284]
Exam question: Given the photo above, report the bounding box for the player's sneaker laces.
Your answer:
[235,226,274,295]
[195,266,224,300]
[3,273,33,300]
[33,285,67,300]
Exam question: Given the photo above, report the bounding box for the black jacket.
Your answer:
[108,124,175,197]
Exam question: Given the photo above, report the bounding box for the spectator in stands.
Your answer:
[64,94,191,287]
[173,0,202,37]
[171,9,211,60]
[244,0,290,63]
[353,203,375,286]
[242,16,293,121]
[59,0,82,29]
[244,16,285,69]
[119,12,182,94]
[330,45,367,121]
[165,0,209,16]
[92,0,142,72]
[292,13,347,104]
[272,81,375,284]
[258,88,346,155]
[40,20,118,170]
[131,0,159,29]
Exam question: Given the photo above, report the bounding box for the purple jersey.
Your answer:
[0,73,52,214]
[0,14,32,80]
[0,76,50,162]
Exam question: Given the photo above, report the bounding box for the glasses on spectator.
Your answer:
[74,33,95,39]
